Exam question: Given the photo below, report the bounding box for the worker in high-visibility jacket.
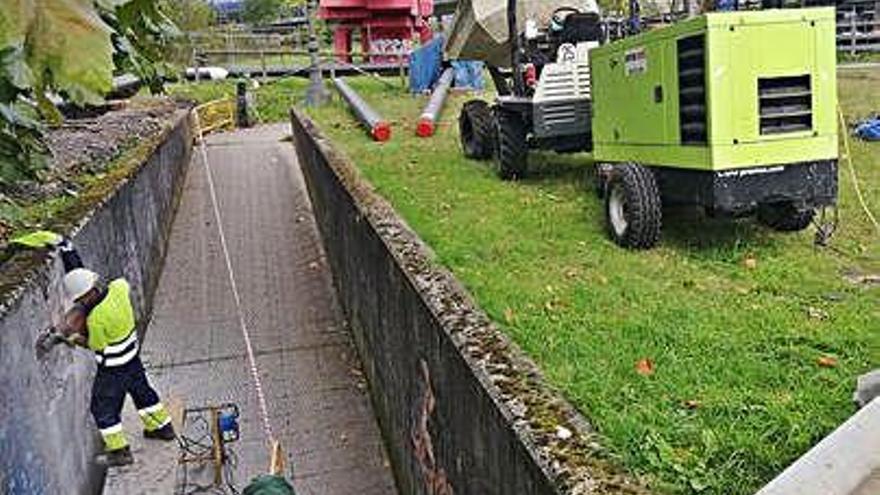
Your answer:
[13,231,176,467]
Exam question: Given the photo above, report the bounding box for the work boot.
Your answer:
[144,423,176,441]
[100,446,134,467]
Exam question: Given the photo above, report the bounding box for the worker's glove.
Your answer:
[35,328,76,357]
[10,230,65,250]
[10,230,79,264]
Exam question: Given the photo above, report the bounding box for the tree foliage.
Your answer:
[103,0,180,95]
[161,0,216,33]
[2,0,116,110]
[0,0,178,184]
[242,0,285,25]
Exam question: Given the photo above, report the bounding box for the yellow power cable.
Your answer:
[837,105,880,234]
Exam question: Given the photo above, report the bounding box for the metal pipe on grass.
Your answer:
[416,68,455,138]
[332,77,391,142]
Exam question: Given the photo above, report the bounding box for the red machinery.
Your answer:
[319,0,434,62]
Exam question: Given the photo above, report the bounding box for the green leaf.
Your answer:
[27,0,115,105]
[95,0,134,9]
[0,45,34,91]
[0,0,35,47]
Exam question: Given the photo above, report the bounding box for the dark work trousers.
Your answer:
[90,355,161,432]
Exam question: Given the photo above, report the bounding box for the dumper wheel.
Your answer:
[459,100,495,160]
[605,163,662,249]
[757,202,815,232]
[495,109,528,180]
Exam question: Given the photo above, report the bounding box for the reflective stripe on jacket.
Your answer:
[86,279,138,367]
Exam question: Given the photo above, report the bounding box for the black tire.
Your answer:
[757,203,815,232]
[495,109,528,180]
[459,100,495,160]
[604,163,662,249]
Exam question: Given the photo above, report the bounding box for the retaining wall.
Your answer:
[291,109,647,495]
[0,110,193,494]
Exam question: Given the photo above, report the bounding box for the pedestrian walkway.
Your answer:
[104,124,396,494]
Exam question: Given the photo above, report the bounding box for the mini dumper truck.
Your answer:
[446,0,604,179]
[447,2,839,249]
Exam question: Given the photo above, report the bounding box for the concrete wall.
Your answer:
[0,111,193,495]
[291,109,646,495]
[757,398,880,495]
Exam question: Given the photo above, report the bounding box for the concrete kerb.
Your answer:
[0,109,193,494]
[290,107,649,495]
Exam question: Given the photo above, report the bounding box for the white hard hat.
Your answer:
[63,268,99,303]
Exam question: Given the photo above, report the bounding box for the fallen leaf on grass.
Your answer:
[544,300,559,312]
[806,306,829,321]
[817,356,838,368]
[503,307,515,324]
[635,358,655,376]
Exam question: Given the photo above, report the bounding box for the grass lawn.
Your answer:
[170,71,879,494]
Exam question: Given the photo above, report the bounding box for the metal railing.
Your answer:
[194,99,235,134]
[838,4,880,54]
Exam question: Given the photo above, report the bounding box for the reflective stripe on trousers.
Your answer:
[138,402,172,431]
[94,332,138,367]
[99,423,128,451]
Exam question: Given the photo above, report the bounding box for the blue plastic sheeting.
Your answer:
[451,61,485,90]
[410,36,444,93]
[854,116,880,141]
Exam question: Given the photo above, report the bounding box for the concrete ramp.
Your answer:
[104,124,396,494]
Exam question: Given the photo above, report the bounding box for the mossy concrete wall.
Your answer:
[0,110,192,495]
[291,109,646,495]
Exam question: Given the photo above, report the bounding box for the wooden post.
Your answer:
[210,407,223,487]
[851,7,858,56]
[876,2,880,37]
[269,441,285,476]
[192,48,199,83]
[399,51,405,88]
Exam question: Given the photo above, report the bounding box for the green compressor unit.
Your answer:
[590,7,838,249]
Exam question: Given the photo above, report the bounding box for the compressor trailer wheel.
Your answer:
[604,163,662,249]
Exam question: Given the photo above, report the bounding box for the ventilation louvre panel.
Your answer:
[759,75,812,135]
[677,35,707,145]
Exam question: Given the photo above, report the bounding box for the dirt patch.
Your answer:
[46,99,180,172]
[843,269,880,288]
[4,99,182,203]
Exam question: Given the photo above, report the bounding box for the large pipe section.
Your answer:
[332,77,392,142]
[416,68,455,138]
